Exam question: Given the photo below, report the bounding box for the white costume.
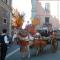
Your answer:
[12,33,17,42]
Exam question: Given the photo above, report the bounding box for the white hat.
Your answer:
[36,32,40,36]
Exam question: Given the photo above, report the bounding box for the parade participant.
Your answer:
[1,29,9,60]
[17,29,34,59]
[34,32,41,39]
[12,32,17,44]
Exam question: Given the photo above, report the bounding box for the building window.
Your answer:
[45,3,50,12]
[45,17,49,24]
[3,18,7,24]
[5,0,7,4]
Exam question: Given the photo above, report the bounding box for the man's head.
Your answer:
[2,29,7,33]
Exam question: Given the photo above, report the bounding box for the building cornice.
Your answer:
[0,0,12,12]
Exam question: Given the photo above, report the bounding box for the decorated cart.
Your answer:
[16,29,31,59]
[32,31,58,55]
[15,28,58,57]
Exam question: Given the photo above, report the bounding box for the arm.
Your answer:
[4,36,9,44]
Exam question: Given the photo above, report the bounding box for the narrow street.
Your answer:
[0,0,60,60]
[5,41,60,60]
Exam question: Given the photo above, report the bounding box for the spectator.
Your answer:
[1,29,9,60]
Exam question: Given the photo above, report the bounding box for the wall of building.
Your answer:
[31,0,36,18]
[31,0,59,30]
[0,0,12,32]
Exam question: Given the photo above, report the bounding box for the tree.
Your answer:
[32,18,40,26]
[12,9,24,28]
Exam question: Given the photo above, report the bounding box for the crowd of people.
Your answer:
[0,28,57,60]
[0,28,41,60]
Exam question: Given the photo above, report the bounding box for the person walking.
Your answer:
[1,29,9,60]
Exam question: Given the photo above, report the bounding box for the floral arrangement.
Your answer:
[18,29,28,37]
[17,29,29,46]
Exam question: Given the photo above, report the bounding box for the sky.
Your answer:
[12,0,32,28]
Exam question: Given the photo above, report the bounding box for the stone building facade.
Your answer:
[0,0,12,33]
[31,0,59,31]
